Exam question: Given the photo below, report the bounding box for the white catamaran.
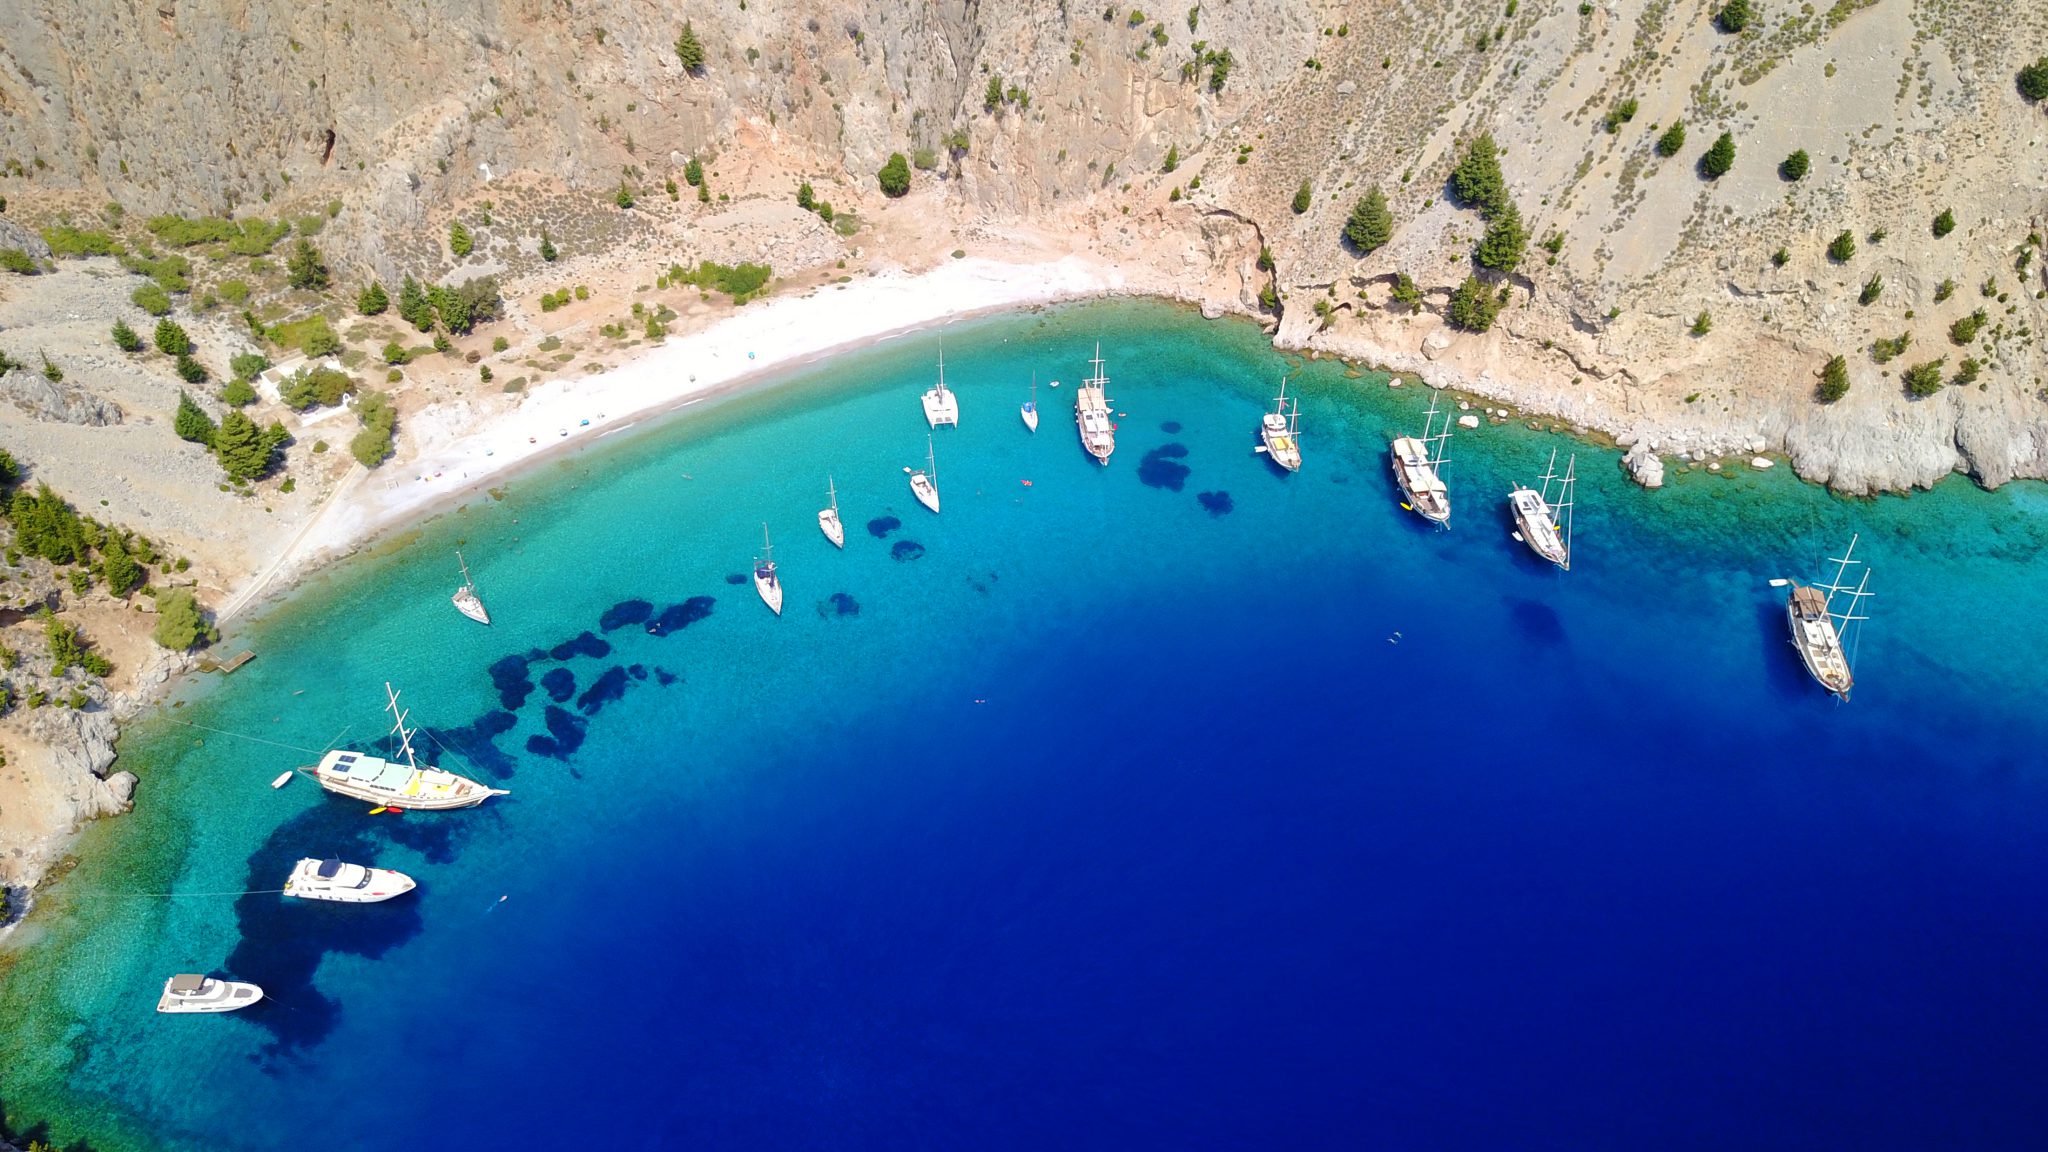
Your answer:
[1021,373,1040,433]
[1773,535,1873,700]
[284,858,417,903]
[309,684,509,810]
[1508,450,1576,570]
[754,523,784,616]
[921,352,960,428]
[909,435,941,514]
[452,551,490,624]
[1075,343,1115,464]
[819,476,845,549]
[1390,391,1453,525]
[1257,378,1302,472]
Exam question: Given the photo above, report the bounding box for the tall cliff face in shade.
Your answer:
[2,0,2046,495]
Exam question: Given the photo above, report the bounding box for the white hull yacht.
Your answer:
[1508,449,1575,570]
[452,551,490,624]
[309,684,509,810]
[819,476,845,549]
[158,974,264,1013]
[909,435,941,514]
[754,524,784,616]
[1391,391,1452,525]
[1075,344,1115,465]
[921,353,960,428]
[1021,374,1040,432]
[284,857,416,903]
[1258,378,1302,472]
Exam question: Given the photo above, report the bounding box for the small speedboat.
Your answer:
[157,974,264,1014]
[283,857,417,903]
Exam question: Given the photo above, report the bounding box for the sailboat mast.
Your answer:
[927,435,937,483]
[457,550,472,587]
[827,475,837,512]
[937,351,947,395]
[385,682,420,770]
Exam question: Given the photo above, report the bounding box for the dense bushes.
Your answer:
[1447,275,1504,332]
[280,366,356,410]
[152,588,216,651]
[877,152,912,197]
[669,261,774,304]
[1901,358,1946,397]
[351,391,398,468]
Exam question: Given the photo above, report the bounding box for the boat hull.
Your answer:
[756,573,784,615]
[921,389,959,428]
[911,474,940,513]
[1391,441,1450,524]
[158,977,264,1013]
[1021,403,1038,432]
[1508,488,1568,569]
[453,590,490,625]
[819,510,845,548]
[284,860,417,903]
[1785,589,1854,699]
[1260,426,1301,472]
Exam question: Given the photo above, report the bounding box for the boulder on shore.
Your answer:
[1624,442,1666,489]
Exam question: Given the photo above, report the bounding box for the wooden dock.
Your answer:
[213,650,256,674]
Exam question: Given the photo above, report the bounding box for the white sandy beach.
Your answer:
[230,254,1128,615]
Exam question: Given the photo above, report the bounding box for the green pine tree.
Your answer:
[1817,355,1850,403]
[1451,134,1509,218]
[878,153,912,197]
[286,238,330,290]
[173,390,217,446]
[1163,144,1179,173]
[1474,200,1528,272]
[449,221,474,257]
[99,536,142,596]
[358,281,389,315]
[212,409,275,481]
[1699,132,1736,178]
[675,22,706,72]
[1655,121,1686,158]
[1343,185,1392,253]
[684,157,705,187]
[154,318,192,356]
[111,318,143,352]
[1291,180,1313,215]
[539,231,558,262]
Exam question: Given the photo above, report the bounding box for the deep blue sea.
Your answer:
[4,300,2046,1151]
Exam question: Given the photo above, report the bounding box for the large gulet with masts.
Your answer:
[1074,344,1115,464]
[309,684,508,809]
[1508,450,1576,570]
[1257,378,1302,472]
[1775,535,1873,700]
[1390,391,1453,524]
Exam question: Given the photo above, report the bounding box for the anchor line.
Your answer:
[162,718,329,757]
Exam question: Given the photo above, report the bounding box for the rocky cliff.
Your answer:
[2,0,2045,496]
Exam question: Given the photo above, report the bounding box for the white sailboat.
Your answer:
[1390,391,1452,525]
[1075,343,1115,464]
[284,858,417,903]
[1021,374,1040,432]
[818,476,845,549]
[1257,378,1302,472]
[1508,450,1575,570]
[754,523,784,616]
[921,352,960,428]
[309,684,509,810]
[452,551,490,624]
[908,435,941,514]
[1771,535,1873,700]
[157,974,264,1014]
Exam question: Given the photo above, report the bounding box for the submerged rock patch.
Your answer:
[541,667,577,704]
[548,631,611,662]
[647,595,716,635]
[576,666,630,715]
[867,515,901,539]
[525,705,589,759]
[487,655,534,711]
[1139,443,1192,491]
[1197,490,1234,517]
[891,540,926,562]
[829,592,860,616]
[599,599,653,632]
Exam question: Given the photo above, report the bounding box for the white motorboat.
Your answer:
[309,684,509,810]
[754,523,784,616]
[1508,449,1575,570]
[1021,374,1040,432]
[452,551,490,624]
[1257,378,1302,472]
[909,435,941,514]
[1075,344,1115,464]
[284,857,417,903]
[1773,534,1873,700]
[818,476,845,548]
[157,973,264,1014]
[920,352,960,428]
[1391,391,1452,525]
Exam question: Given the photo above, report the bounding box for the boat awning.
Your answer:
[169,974,206,993]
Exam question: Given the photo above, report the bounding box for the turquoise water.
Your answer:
[3,300,2046,1150]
